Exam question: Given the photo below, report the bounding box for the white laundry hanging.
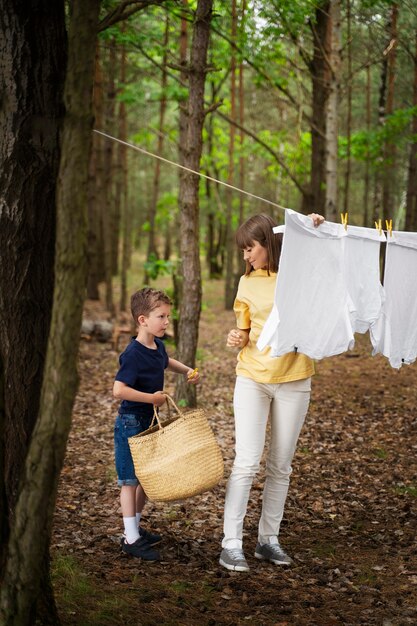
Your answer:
[344,224,386,334]
[257,209,355,360]
[371,231,417,369]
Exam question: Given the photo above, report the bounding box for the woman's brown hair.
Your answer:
[235,213,283,275]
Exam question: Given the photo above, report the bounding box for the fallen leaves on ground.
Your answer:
[52,291,417,626]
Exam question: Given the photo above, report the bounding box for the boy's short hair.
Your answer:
[131,287,172,322]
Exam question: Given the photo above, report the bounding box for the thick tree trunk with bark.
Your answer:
[0,1,100,623]
[0,0,66,562]
[176,0,213,406]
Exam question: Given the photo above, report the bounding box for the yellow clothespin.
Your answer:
[375,219,382,236]
[187,367,199,380]
[385,219,393,237]
[340,212,348,231]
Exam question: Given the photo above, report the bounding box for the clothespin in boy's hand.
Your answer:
[187,368,199,380]
[340,212,348,231]
[375,218,382,236]
[385,219,393,237]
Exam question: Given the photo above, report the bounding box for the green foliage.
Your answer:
[143,253,174,280]
[156,192,178,225]
[339,107,417,168]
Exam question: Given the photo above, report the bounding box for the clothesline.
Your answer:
[93,129,288,212]
[93,129,399,236]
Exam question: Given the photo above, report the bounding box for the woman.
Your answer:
[220,212,324,572]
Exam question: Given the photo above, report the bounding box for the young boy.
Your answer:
[113,287,200,560]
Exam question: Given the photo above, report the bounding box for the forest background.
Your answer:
[1,0,417,624]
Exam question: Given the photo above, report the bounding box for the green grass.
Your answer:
[373,447,388,459]
[355,567,378,586]
[105,466,117,483]
[53,553,216,626]
[52,554,136,626]
[394,484,417,497]
[311,542,337,558]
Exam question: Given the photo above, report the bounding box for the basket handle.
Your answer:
[163,393,185,418]
[150,392,184,430]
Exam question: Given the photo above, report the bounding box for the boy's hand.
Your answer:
[152,391,166,407]
[186,368,200,384]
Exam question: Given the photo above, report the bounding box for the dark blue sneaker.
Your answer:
[121,536,160,561]
[139,527,162,546]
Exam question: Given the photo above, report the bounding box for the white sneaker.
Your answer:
[254,541,293,565]
[219,547,250,572]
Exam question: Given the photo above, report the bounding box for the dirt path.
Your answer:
[52,291,417,626]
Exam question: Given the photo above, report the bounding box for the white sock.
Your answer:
[136,512,141,528]
[123,516,140,544]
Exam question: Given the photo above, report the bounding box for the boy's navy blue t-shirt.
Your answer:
[115,337,169,417]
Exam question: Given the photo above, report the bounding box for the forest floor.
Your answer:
[52,279,417,626]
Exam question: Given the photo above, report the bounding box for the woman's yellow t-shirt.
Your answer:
[234,269,314,383]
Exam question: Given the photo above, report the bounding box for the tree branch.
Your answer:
[98,0,175,32]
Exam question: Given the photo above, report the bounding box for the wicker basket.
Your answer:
[128,394,224,502]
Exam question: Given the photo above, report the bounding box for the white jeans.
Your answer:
[222,375,311,549]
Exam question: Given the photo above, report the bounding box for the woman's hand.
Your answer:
[308,213,325,227]
[226,329,249,348]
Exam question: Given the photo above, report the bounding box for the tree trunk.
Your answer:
[405,29,417,232]
[363,61,371,227]
[145,16,170,280]
[224,0,237,310]
[174,0,189,342]
[0,3,66,593]
[343,0,352,214]
[110,39,121,278]
[0,1,100,623]
[176,0,213,407]
[234,4,246,289]
[205,82,223,279]
[324,0,341,221]
[102,41,116,316]
[119,44,131,313]
[87,45,104,300]
[304,1,331,216]
[375,4,398,222]
[382,3,398,223]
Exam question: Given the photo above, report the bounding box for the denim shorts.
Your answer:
[114,413,153,487]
